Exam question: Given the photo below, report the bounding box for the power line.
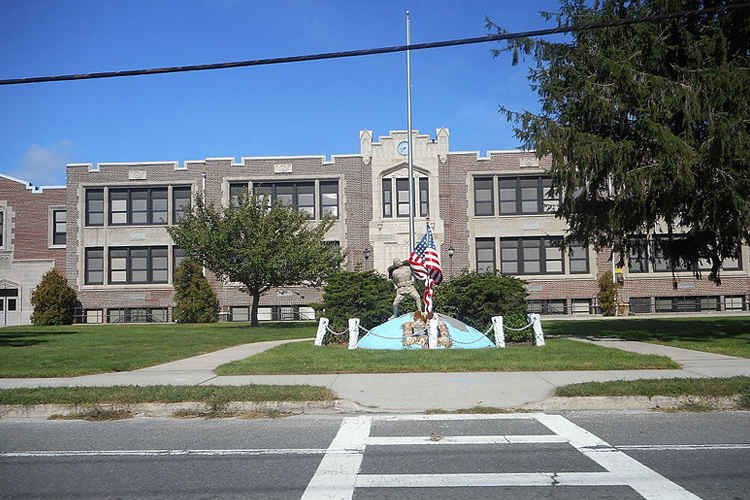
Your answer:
[1,3,747,86]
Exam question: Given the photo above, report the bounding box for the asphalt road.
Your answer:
[0,411,748,499]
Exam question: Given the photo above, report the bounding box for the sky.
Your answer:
[1,0,563,186]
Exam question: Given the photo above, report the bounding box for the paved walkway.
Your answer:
[2,338,749,411]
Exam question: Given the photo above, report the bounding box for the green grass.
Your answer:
[544,316,750,358]
[555,376,750,397]
[0,384,336,406]
[215,339,678,375]
[0,322,315,378]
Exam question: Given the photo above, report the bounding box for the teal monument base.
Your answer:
[356,312,494,350]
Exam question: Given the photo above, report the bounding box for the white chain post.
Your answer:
[492,316,505,348]
[314,317,329,346]
[428,318,438,349]
[348,318,360,350]
[529,313,545,346]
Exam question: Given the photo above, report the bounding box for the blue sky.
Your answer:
[1,0,562,186]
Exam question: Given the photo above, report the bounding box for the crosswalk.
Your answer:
[301,413,701,500]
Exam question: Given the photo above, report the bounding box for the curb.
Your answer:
[520,395,741,411]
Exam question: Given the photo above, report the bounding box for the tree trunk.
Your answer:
[249,289,261,327]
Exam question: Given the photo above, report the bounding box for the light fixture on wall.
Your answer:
[363,248,370,261]
[447,246,455,277]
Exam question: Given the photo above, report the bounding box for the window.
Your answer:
[320,181,339,218]
[628,238,649,273]
[173,247,186,275]
[108,246,169,284]
[254,182,315,218]
[173,186,191,222]
[107,308,168,323]
[84,309,103,324]
[85,248,104,285]
[698,252,742,271]
[725,296,745,311]
[474,178,494,216]
[52,209,66,245]
[476,238,496,273]
[499,176,557,215]
[230,183,248,208]
[652,237,691,272]
[500,237,564,275]
[86,189,104,226]
[655,296,721,313]
[568,242,589,274]
[396,178,411,217]
[109,188,168,225]
[231,306,249,322]
[572,299,591,315]
[629,297,652,314]
[528,299,567,315]
[0,210,4,247]
[419,178,429,217]
[382,179,392,217]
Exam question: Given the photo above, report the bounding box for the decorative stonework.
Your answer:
[273,163,293,174]
[128,170,147,180]
[402,318,452,348]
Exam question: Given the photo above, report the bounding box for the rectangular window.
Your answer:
[107,308,168,323]
[572,299,591,314]
[85,309,103,324]
[382,179,392,218]
[396,178,411,217]
[474,177,494,216]
[172,186,191,223]
[698,251,742,272]
[568,242,589,274]
[498,176,556,215]
[476,238,496,273]
[628,238,649,273]
[0,210,3,247]
[630,297,652,314]
[500,237,564,275]
[725,296,745,311]
[231,306,249,322]
[173,247,186,276]
[320,181,339,218]
[296,182,315,218]
[85,248,104,285]
[86,189,104,226]
[109,187,168,225]
[108,246,169,284]
[52,209,66,245]
[419,177,429,217]
[528,299,567,315]
[652,237,691,272]
[230,183,248,208]
[253,182,316,218]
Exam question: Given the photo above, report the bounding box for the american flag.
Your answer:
[409,224,443,313]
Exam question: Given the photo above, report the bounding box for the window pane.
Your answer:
[322,205,338,217]
[111,213,127,224]
[152,270,168,282]
[546,261,562,273]
[521,201,538,212]
[501,248,517,260]
[382,179,392,218]
[419,178,429,217]
[131,212,147,224]
[131,270,148,282]
[88,200,104,212]
[230,183,248,207]
[524,261,541,273]
[56,211,66,223]
[571,260,588,273]
[545,247,562,260]
[110,257,127,269]
[111,199,127,212]
[474,178,494,216]
[111,271,127,282]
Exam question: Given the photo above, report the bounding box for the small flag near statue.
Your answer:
[409,224,443,314]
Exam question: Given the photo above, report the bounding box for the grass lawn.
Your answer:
[0,384,335,406]
[0,322,315,378]
[555,376,750,398]
[214,338,678,375]
[543,316,750,358]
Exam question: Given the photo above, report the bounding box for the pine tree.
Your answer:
[31,269,78,325]
[173,259,219,323]
[489,0,750,283]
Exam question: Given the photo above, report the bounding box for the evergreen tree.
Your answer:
[489,0,750,283]
[316,271,395,330]
[173,259,219,323]
[167,192,343,326]
[597,271,620,316]
[31,269,78,325]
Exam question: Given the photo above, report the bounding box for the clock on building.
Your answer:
[397,140,409,156]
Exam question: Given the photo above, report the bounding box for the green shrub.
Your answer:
[173,259,219,323]
[31,269,78,325]
[433,272,528,333]
[315,271,421,331]
[598,271,620,316]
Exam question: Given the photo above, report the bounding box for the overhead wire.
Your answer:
[1,2,748,86]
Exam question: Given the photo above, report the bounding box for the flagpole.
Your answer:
[405,10,416,252]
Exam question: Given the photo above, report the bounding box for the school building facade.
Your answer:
[1,128,748,325]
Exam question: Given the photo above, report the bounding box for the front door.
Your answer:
[0,288,19,327]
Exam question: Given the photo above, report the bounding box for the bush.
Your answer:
[31,269,78,325]
[173,259,219,323]
[598,271,620,316]
[315,271,421,331]
[433,272,528,332]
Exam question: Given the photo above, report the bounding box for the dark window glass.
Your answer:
[151,188,168,224]
[53,209,66,245]
[151,247,168,283]
[628,238,649,273]
[630,297,652,314]
[528,299,567,315]
[85,248,104,285]
[296,182,314,218]
[86,189,104,226]
[419,177,429,217]
[109,188,167,225]
[173,247,186,277]
[476,238,496,273]
[173,186,191,222]
[500,237,564,275]
[250,182,319,217]
[108,246,168,284]
[475,178,494,216]
[498,176,556,215]
[520,178,539,214]
[0,210,3,246]
[320,181,339,218]
[396,178,411,217]
[382,179,392,218]
[130,189,149,225]
[653,237,691,272]
[568,242,589,274]
[230,183,248,208]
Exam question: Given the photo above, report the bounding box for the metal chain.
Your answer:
[358,325,371,334]
[451,334,489,345]
[504,322,534,332]
[483,324,493,335]
[325,325,349,336]
[364,330,407,340]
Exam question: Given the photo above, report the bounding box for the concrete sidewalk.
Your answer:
[1,338,749,411]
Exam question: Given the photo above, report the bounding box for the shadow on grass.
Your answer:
[217,322,316,330]
[545,318,750,344]
[0,330,79,347]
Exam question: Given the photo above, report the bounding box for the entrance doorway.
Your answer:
[0,288,19,327]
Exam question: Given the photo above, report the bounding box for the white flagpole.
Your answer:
[406,10,416,252]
